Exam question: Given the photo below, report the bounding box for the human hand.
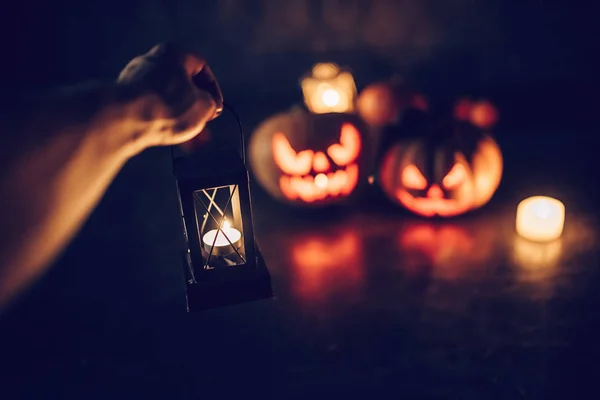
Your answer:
[117,43,220,147]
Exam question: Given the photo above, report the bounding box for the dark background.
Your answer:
[1,1,600,399]
[5,1,600,97]
[5,0,600,132]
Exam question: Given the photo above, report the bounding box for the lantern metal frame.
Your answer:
[173,111,272,312]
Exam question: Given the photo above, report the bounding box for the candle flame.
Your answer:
[534,201,552,219]
[222,220,231,232]
[322,89,340,107]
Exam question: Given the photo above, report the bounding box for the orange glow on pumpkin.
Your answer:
[250,109,367,207]
[378,135,503,217]
[326,123,361,166]
[396,189,473,218]
[273,123,362,203]
[442,163,468,188]
[401,164,428,190]
[279,165,359,203]
[312,152,330,172]
[357,83,400,126]
[272,132,314,175]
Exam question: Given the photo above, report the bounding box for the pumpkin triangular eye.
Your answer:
[402,164,428,189]
[272,132,314,175]
[442,163,467,188]
[326,123,361,166]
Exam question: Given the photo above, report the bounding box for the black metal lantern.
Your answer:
[173,117,272,312]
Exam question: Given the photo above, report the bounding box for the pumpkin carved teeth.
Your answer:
[279,164,359,203]
[396,189,471,217]
[378,132,503,217]
[250,110,366,206]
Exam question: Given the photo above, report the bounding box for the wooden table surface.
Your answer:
[1,100,599,399]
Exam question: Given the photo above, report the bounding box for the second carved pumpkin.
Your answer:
[377,116,503,217]
[249,108,368,206]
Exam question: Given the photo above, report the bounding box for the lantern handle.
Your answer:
[169,102,246,167]
[223,102,246,165]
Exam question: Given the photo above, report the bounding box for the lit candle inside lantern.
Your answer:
[202,220,242,256]
[516,196,565,242]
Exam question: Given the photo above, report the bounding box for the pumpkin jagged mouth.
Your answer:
[396,189,472,217]
[279,164,359,203]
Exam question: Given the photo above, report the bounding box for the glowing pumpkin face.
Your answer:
[378,120,503,217]
[250,109,367,206]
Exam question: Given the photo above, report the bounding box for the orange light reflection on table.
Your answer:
[511,208,597,292]
[397,222,496,281]
[511,237,565,299]
[290,231,364,304]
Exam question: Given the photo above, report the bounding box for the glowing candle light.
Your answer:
[202,220,242,256]
[516,196,565,242]
[321,88,341,107]
[300,63,357,114]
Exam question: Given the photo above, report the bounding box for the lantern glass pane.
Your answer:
[193,184,246,269]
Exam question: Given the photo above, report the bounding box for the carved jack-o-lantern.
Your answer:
[250,108,366,206]
[378,115,503,217]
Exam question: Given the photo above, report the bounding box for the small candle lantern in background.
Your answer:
[516,196,565,241]
[174,144,272,311]
[300,62,357,114]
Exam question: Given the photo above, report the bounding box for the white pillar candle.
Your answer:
[202,220,242,256]
[516,196,565,242]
